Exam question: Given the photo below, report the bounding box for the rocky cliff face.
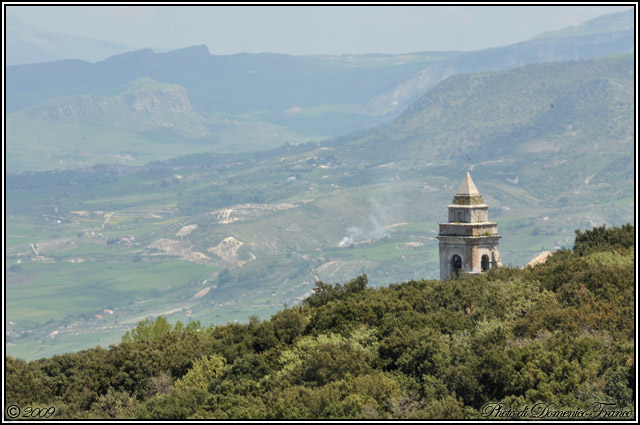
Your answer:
[121,86,192,114]
[27,83,207,137]
[33,85,193,120]
[34,95,115,120]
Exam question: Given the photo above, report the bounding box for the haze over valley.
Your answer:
[5,8,634,361]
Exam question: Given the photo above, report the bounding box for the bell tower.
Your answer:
[436,172,501,280]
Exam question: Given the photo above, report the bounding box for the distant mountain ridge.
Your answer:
[6,45,434,115]
[6,10,635,173]
[8,10,633,117]
[368,9,634,116]
[532,9,634,39]
[6,14,134,66]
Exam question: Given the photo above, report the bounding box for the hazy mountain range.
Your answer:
[6,14,134,66]
[7,10,633,172]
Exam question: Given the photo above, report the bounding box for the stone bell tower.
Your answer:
[436,172,501,280]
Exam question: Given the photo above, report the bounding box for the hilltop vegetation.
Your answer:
[6,224,635,419]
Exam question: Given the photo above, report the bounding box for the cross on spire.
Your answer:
[465,154,471,173]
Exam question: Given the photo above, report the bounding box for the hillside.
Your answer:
[334,55,634,203]
[6,224,635,419]
[341,56,633,159]
[6,78,300,172]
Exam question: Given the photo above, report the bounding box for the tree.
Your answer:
[173,354,226,391]
[122,316,172,342]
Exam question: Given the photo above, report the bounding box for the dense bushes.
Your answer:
[574,223,634,256]
[5,224,635,419]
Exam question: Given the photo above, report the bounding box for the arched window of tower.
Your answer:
[481,254,490,272]
[451,255,462,277]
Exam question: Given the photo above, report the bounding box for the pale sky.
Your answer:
[5,4,635,55]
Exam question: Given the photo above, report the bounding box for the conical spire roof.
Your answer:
[452,172,485,206]
[456,172,480,196]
